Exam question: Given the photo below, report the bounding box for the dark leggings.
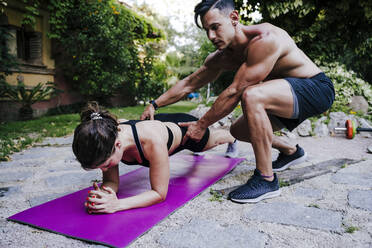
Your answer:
[154,113,210,153]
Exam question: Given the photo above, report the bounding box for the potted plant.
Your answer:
[1,80,62,120]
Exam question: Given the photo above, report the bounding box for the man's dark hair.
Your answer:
[194,0,235,28]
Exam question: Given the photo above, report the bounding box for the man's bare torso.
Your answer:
[208,23,321,81]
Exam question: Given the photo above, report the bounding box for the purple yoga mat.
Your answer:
[8,154,244,248]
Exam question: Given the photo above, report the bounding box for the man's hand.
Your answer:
[178,121,207,145]
[140,104,156,120]
[86,183,119,214]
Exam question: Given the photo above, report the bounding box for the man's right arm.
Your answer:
[140,53,222,120]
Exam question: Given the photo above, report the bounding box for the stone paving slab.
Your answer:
[39,136,74,146]
[0,186,20,197]
[293,187,323,199]
[29,192,74,207]
[331,172,372,187]
[10,146,71,161]
[279,158,361,184]
[158,219,267,248]
[244,202,343,232]
[348,190,372,212]
[330,160,372,187]
[0,171,33,183]
[45,171,101,187]
[0,159,47,168]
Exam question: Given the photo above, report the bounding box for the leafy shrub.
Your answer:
[0,26,19,95]
[46,0,165,104]
[319,61,372,112]
[236,0,372,84]
[136,43,169,103]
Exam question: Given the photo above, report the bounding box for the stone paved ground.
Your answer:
[0,134,371,248]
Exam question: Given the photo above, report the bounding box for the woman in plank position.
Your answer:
[72,102,238,214]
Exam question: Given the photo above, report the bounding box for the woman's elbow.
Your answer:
[160,193,168,202]
[156,190,168,203]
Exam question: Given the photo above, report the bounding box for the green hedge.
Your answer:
[319,61,372,113]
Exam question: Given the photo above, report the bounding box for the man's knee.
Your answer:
[241,86,263,107]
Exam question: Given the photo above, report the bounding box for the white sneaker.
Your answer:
[225,140,239,158]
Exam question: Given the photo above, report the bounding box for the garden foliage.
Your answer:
[319,61,372,112]
[47,0,166,104]
[210,0,372,112]
[5,0,167,104]
[0,25,18,94]
[235,0,372,84]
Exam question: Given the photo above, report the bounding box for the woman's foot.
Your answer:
[225,140,239,158]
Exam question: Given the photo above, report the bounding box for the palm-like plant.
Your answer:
[1,80,62,120]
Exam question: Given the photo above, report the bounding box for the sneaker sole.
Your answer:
[230,188,281,203]
[272,152,307,172]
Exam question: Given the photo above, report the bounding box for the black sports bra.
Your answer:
[119,120,173,167]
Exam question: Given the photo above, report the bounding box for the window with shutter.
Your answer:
[25,31,42,64]
[16,29,42,64]
[16,28,25,59]
[1,14,52,75]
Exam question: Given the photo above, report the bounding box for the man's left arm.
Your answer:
[180,37,281,141]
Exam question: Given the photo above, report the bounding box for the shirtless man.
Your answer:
[141,0,335,203]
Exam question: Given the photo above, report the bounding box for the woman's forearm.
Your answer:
[116,190,164,211]
[101,165,120,192]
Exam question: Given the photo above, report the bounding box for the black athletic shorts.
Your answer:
[154,113,210,153]
[277,72,335,131]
